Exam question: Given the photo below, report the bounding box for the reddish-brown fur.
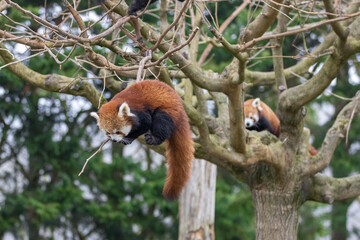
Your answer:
[98,80,194,200]
[308,144,318,156]
[244,98,317,156]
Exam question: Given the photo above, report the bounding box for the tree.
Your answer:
[0,0,360,239]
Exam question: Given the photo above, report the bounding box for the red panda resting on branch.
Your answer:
[91,80,194,200]
[244,98,318,156]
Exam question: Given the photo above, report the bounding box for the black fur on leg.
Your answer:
[146,109,175,145]
[246,115,276,137]
[145,131,163,145]
[128,0,158,16]
[120,137,135,145]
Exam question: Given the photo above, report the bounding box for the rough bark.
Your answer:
[178,159,217,240]
[252,190,300,240]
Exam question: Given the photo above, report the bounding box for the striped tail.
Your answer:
[162,115,194,200]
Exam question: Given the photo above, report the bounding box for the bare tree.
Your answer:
[179,159,216,240]
[1,0,360,239]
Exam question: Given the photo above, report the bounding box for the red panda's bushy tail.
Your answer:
[162,113,194,201]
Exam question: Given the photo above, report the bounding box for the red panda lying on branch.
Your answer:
[91,80,194,200]
[244,98,318,156]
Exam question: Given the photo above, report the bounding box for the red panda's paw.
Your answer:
[145,132,163,145]
[120,137,134,145]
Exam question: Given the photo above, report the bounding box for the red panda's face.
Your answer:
[244,98,262,129]
[244,112,259,128]
[91,102,134,142]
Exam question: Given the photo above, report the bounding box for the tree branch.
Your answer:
[301,94,360,177]
[240,0,283,43]
[322,0,349,41]
[271,3,290,95]
[227,83,246,153]
[4,0,132,44]
[279,36,360,112]
[245,131,285,170]
[240,13,360,51]
[103,0,226,92]
[0,43,105,107]
[198,0,249,64]
[306,173,360,204]
[209,26,246,61]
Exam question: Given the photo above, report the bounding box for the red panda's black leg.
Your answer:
[145,109,175,145]
[128,0,157,46]
[129,17,144,46]
[248,115,277,137]
[119,109,152,145]
[120,137,135,145]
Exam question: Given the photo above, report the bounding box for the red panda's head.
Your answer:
[90,102,135,142]
[244,98,263,128]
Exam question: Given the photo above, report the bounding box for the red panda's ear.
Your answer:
[118,102,135,118]
[252,98,263,111]
[90,112,100,121]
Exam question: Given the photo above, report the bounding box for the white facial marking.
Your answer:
[109,134,124,142]
[252,113,259,122]
[245,118,254,128]
[245,113,259,128]
[120,125,132,136]
[107,125,132,143]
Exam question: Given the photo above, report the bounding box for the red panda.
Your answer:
[244,98,317,156]
[244,98,281,137]
[91,80,194,200]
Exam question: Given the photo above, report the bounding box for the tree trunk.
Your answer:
[252,189,299,240]
[178,159,217,240]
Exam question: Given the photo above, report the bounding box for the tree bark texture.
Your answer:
[178,159,217,240]
[252,189,299,240]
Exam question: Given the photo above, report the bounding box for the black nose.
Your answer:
[246,123,250,127]
[111,139,118,143]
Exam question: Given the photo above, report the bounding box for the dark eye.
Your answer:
[116,131,120,135]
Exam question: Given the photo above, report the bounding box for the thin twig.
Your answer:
[198,0,249,64]
[325,90,358,101]
[136,50,152,82]
[0,50,46,70]
[152,27,199,66]
[99,72,107,109]
[151,0,191,51]
[44,44,77,65]
[346,92,360,145]
[240,12,360,51]
[78,138,110,176]
[81,0,123,35]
